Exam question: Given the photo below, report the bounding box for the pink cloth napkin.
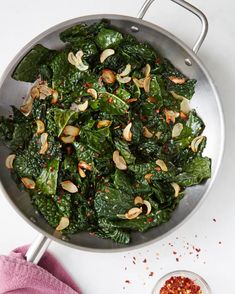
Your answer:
[0,245,82,294]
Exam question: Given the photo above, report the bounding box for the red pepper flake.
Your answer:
[140,115,147,121]
[176,257,179,262]
[155,167,161,172]
[147,217,154,223]
[155,57,161,64]
[173,251,177,255]
[104,188,109,193]
[195,248,201,253]
[149,271,154,277]
[142,258,147,263]
[213,218,217,222]
[132,261,136,265]
[180,111,188,121]
[219,241,222,245]
[160,276,202,294]
[156,109,160,113]
[125,280,131,284]
[124,267,127,270]
[133,256,136,260]
[107,97,113,104]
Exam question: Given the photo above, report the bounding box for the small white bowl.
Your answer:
[152,270,211,294]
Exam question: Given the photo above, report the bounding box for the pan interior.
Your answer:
[0,15,224,251]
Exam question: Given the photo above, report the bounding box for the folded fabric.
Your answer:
[0,245,82,294]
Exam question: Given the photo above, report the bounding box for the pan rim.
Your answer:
[0,14,225,252]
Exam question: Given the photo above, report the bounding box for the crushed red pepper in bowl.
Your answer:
[152,271,211,294]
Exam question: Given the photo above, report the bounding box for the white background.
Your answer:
[0,0,235,293]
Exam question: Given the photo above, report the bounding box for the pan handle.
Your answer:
[25,233,51,264]
[137,0,208,54]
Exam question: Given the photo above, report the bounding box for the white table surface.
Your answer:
[0,0,235,293]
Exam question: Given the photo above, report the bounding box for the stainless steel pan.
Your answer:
[0,0,224,262]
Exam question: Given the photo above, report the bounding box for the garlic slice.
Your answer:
[116,74,131,84]
[87,88,98,99]
[143,126,153,138]
[123,122,132,142]
[61,180,78,193]
[133,77,144,88]
[156,159,168,172]
[180,98,191,114]
[191,136,205,152]
[125,207,142,219]
[143,76,151,93]
[120,64,131,77]
[97,120,112,128]
[63,125,80,137]
[68,50,89,71]
[61,135,75,144]
[144,173,153,182]
[39,133,48,154]
[5,154,16,169]
[21,177,36,189]
[56,216,70,231]
[78,161,92,171]
[143,64,151,77]
[36,120,45,135]
[172,123,183,138]
[78,167,86,178]
[100,49,115,63]
[20,95,33,116]
[171,182,180,197]
[113,150,127,170]
[143,200,151,215]
[168,76,186,84]
[134,196,143,205]
[77,100,89,112]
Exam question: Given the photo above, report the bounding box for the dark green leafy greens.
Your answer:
[0,20,211,244]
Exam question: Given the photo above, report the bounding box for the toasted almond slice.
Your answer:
[78,167,86,178]
[144,173,153,182]
[97,120,112,128]
[63,125,80,137]
[143,126,153,138]
[191,136,205,152]
[143,200,151,215]
[61,180,78,193]
[143,76,151,93]
[156,159,168,172]
[77,100,88,112]
[61,135,75,144]
[56,216,70,231]
[51,90,59,104]
[113,150,127,170]
[143,64,151,77]
[39,133,48,154]
[100,49,115,63]
[172,123,183,138]
[5,154,16,169]
[125,207,142,220]
[126,98,138,103]
[123,122,132,142]
[133,77,144,88]
[78,161,92,171]
[171,182,180,197]
[180,98,191,114]
[87,88,98,99]
[36,120,45,135]
[134,196,143,205]
[21,177,35,189]
[120,64,131,77]
[170,91,185,100]
[102,69,116,84]
[20,95,33,116]
[116,74,131,84]
[168,76,186,84]
[31,86,40,99]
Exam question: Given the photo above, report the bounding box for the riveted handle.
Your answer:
[137,0,208,54]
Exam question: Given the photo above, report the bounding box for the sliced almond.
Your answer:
[20,95,33,116]
[87,88,98,99]
[51,90,59,104]
[21,177,35,189]
[78,161,92,171]
[61,135,75,144]
[143,64,151,77]
[97,120,112,128]
[172,123,183,138]
[156,159,168,172]
[120,64,131,77]
[191,136,205,152]
[116,75,131,84]
[61,180,78,193]
[180,98,191,114]
[143,200,151,215]
[78,167,86,178]
[100,49,115,63]
[30,86,40,99]
[125,207,142,220]
[56,216,70,231]
[123,122,132,142]
[143,76,151,93]
[39,133,48,154]
[134,196,143,205]
[168,76,186,84]
[63,125,80,137]
[36,120,45,135]
[144,173,153,182]
[102,69,115,84]
[143,126,153,138]
[5,154,16,169]
[77,100,88,112]
[113,150,127,170]
[171,182,180,197]
[164,110,179,124]
[133,77,144,88]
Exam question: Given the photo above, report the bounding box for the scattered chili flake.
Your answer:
[149,271,154,277]
[160,276,202,294]
[107,97,113,104]
[213,218,216,222]
[142,258,147,263]
[125,280,131,284]
[124,267,127,270]
[219,241,222,245]
[132,261,136,265]
[155,167,161,172]
[180,111,188,120]
[155,57,161,64]
[147,217,154,223]
[173,251,177,255]
[83,82,92,88]
[133,256,136,260]
[104,188,109,193]
[156,109,160,113]
[176,257,179,262]
[195,248,201,253]
[140,115,147,121]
